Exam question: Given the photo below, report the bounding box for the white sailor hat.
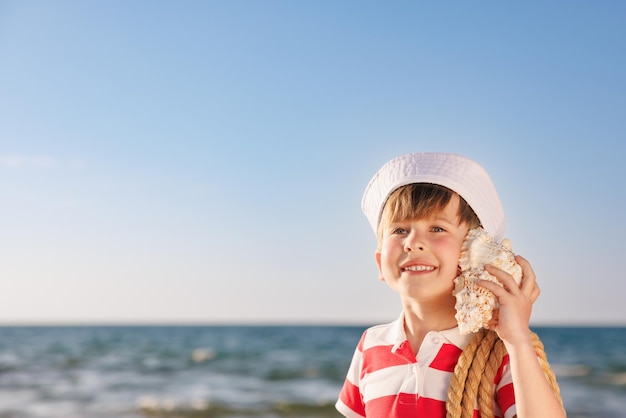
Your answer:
[361,152,506,241]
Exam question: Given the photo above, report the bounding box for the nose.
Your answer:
[404,231,425,252]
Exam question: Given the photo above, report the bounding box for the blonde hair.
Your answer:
[378,183,481,241]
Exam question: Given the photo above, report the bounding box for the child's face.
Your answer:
[375,194,469,304]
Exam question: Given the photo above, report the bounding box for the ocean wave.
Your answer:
[608,372,626,386]
[1,325,625,417]
[551,363,592,377]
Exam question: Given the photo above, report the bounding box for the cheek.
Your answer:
[379,237,399,255]
[378,244,394,265]
[435,239,463,262]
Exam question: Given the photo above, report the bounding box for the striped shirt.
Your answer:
[336,313,517,418]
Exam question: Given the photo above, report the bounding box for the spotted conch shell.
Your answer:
[453,228,522,334]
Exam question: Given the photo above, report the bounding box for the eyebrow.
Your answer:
[432,214,460,225]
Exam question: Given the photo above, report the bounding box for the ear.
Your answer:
[375,250,385,281]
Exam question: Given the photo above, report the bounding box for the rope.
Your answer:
[446,330,563,418]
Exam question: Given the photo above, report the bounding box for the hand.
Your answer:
[477,255,540,346]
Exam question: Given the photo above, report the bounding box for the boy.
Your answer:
[336,152,564,418]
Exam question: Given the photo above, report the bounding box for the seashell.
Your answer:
[453,228,522,334]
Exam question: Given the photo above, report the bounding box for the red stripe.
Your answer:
[365,394,451,416]
[496,382,515,414]
[364,394,417,416]
[429,343,463,372]
[361,344,415,377]
[365,394,484,417]
[417,397,448,416]
[338,379,366,416]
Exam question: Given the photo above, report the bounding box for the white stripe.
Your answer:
[497,364,514,387]
[344,349,362,386]
[359,357,458,404]
[504,405,517,418]
[361,364,416,402]
[420,366,454,401]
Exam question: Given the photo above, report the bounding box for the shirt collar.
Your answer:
[439,326,474,349]
[390,311,407,352]
[390,310,474,352]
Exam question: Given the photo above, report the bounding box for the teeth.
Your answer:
[403,265,435,272]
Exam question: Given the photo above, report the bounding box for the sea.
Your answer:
[0,325,624,418]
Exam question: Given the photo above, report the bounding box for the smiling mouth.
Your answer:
[402,265,435,272]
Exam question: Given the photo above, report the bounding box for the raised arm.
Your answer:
[477,256,566,418]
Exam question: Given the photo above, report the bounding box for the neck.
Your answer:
[401,298,458,354]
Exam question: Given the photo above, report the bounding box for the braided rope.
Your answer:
[477,336,504,418]
[446,329,486,418]
[446,330,562,418]
[462,330,496,418]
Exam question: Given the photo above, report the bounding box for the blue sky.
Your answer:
[1,1,624,325]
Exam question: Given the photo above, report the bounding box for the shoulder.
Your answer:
[360,319,403,350]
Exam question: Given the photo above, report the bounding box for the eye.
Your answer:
[391,227,408,235]
[431,226,446,233]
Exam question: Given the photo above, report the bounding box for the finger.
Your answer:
[531,281,541,303]
[476,278,509,298]
[485,264,519,292]
[516,255,541,305]
[516,255,537,294]
[487,308,500,330]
